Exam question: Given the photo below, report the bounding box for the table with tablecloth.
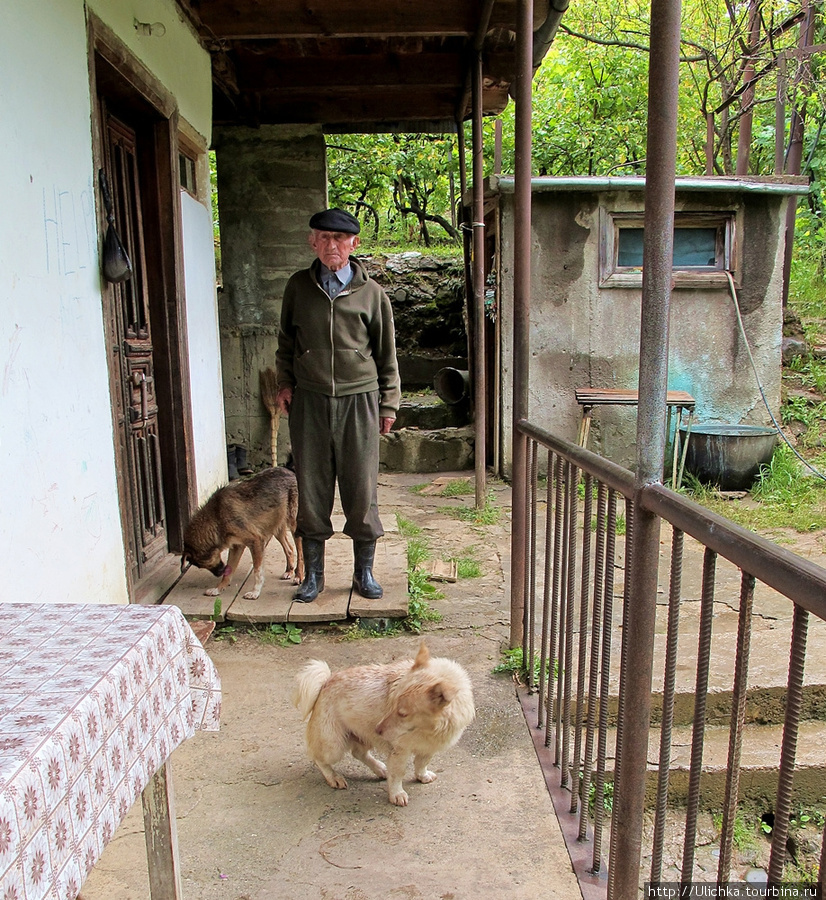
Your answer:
[0,603,222,900]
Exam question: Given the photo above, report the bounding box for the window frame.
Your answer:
[599,209,736,288]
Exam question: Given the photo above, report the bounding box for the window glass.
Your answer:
[617,227,719,268]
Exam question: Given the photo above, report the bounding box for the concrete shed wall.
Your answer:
[498,179,798,476]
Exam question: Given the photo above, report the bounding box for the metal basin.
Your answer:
[680,424,778,491]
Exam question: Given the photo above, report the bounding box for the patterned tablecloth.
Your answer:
[0,603,222,900]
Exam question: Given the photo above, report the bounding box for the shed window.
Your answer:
[600,211,735,287]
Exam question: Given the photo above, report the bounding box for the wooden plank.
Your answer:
[189,620,216,645]
[575,387,695,407]
[287,538,353,623]
[225,551,296,624]
[348,541,409,619]
[427,558,458,583]
[141,760,183,900]
[162,564,251,621]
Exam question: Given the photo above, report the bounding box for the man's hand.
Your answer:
[276,386,293,415]
[380,417,395,436]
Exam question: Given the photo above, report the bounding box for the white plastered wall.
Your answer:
[0,0,222,603]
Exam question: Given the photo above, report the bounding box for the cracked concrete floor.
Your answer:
[80,473,581,900]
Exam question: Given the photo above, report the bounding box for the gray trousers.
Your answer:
[290,388,384,542]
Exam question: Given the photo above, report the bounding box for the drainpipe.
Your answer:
[610,0,682,897]
[510,0,533,649]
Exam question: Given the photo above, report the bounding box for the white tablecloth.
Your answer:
[0,603,222,900]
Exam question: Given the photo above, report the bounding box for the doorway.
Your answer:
[91,18,196,602]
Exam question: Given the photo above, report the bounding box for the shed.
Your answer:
[491,175,809,475]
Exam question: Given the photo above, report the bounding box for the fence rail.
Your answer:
[516,419,826,898]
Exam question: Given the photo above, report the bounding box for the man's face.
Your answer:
[309,229,360,271]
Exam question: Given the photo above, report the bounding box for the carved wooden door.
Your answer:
[102,111,168,585]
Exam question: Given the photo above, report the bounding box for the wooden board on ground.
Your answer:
[163,564,251,621]
[190,620,216,645]
[427,558,457,582]
[225,550,296,624]
[348,540,408,619]
[287,538,352,623]
[418,475,470,496]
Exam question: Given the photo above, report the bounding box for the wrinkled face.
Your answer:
[181,548,226,577]
[308,229,360,271]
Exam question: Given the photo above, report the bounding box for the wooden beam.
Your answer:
[196,0,549,40]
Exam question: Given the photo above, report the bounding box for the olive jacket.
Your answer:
[276,256,401,418]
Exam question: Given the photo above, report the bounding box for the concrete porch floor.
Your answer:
[80,472,583,900]
[79,471,826,899]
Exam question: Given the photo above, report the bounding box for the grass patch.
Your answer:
[396,513,422,537]
[681,443,826,534]
[452,491,501,526]
[492,646,556,683]
[404,563,443,633]
[440,477,474,497]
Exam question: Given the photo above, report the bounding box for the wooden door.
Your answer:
[102,111,168,585]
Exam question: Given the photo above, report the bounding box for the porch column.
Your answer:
[509,0,533,648]
[213,124,327,467]
[610,0,682,897]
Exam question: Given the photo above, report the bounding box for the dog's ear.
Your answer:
[412,641,430,670]
[427,681,457,708]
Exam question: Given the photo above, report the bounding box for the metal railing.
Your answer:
[516,419,826,899]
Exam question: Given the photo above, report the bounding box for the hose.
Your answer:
[725,271,826,482]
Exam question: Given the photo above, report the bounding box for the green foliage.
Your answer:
[405,564,444,633]
[455,556,482,579]
[213,624,238,643]
[257,622,303,646]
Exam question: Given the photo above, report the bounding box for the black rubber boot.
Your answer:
[227,445,239,480]
[353,540,383,599]
[294,538,325,602]
[235,445,253,477]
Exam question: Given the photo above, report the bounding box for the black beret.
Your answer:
[309,207,360,234]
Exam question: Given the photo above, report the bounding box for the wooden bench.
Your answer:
[575,388,696,487]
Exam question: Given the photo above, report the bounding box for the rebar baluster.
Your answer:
[545,455,565,746]
[570,473,594,814]
[538,450,555,729]
[607,498,634,896]
[768,603,810,883]
[718,571,755,882]
[650,527,685,883]
[561,463,578,787]
[579,481,607,842]
[591,488,617,875]
[681,547,717,883]
[555,460,572,768]
[527,440,538,692]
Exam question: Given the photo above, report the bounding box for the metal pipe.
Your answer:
[611,0,682,892]
[471,52,487,508]
[509,0,533,648]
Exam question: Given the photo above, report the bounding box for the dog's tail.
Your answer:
[292,660,332,720]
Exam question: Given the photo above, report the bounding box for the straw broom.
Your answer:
[259,367,281,466]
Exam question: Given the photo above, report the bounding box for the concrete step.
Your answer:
[594,721,826,809]
[380,424,474,473]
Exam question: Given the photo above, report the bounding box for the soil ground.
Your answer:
[80,473,582,900]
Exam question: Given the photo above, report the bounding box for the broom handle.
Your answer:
[270,409,280,467]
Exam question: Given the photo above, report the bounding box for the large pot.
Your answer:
[680,424,778,491]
